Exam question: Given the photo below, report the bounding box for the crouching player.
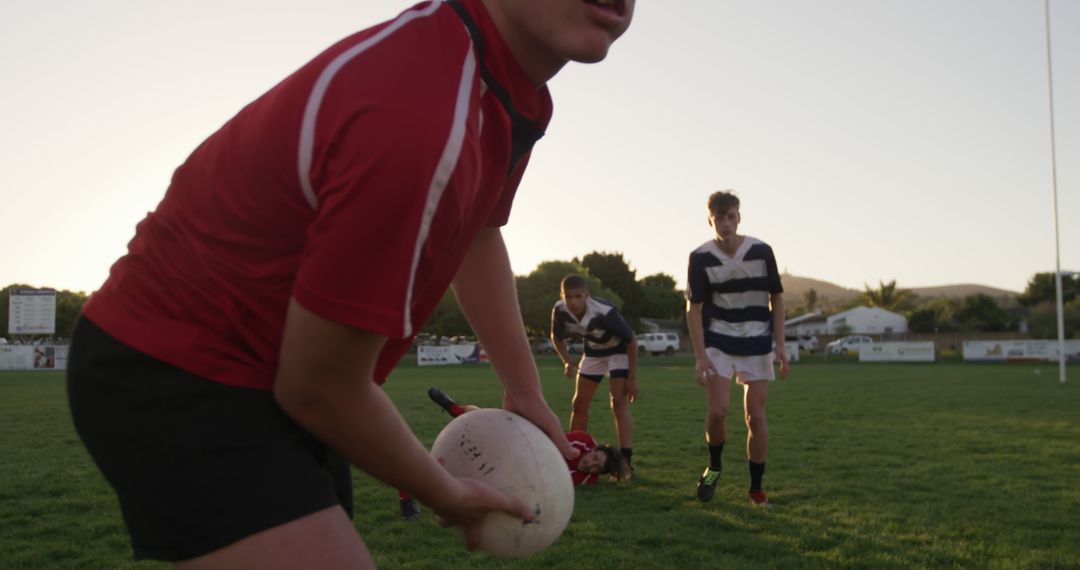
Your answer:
[551,274,639,476]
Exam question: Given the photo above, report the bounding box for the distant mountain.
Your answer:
[780,275,859,306]
[780,273,1019,310]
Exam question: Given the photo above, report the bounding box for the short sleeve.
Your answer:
[551,305,566,340]
[605,308,635,341]
[686,252,710,303]
[765,246,784,294]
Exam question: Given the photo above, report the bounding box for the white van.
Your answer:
[637,332,680,356]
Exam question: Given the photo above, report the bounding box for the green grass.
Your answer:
[2,358,1078,569]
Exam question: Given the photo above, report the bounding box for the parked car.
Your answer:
[826,335,873,355]
[567,341,584,354]
[638,332,680,356]
[534,338,555,354]
[785,335,819,354]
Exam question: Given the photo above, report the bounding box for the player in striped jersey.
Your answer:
[686,191,789,507]
[551,274,639,476]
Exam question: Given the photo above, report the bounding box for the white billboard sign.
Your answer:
[859,341,935,362]
[0,345,67,370]
[417,344,489,366]
[8,288,57,335]
[963,340,1080,362]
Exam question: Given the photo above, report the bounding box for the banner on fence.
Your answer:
[417,344,489,366]
[0,345,68,370]
[859,341,935,362]
[962,340,1080,362]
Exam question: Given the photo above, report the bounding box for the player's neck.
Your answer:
[714,235,743,256]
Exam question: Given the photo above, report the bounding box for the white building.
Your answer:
[785,311,829,336]
[827,306,907,335]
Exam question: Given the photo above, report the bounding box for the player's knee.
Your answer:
[745,409,766,430]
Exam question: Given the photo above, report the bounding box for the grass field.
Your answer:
[2,357,1078,569]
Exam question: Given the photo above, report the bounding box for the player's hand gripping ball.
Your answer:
[431,409,574,558]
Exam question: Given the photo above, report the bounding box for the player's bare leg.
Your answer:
[697,374,731,501]
[608,376,634,478]
[176,506,373,570]
[569,374,601,432]
[743,381,769,462]
[743,380,770,506]
[608,378,633,450]
[704,375,731,446]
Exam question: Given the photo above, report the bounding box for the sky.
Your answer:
[2,0,1077,295]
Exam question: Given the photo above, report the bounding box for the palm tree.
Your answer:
[859,279,916,312]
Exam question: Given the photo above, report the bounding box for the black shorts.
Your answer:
[66,317,352,562]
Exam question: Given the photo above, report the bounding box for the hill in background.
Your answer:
[780,273,1019,310]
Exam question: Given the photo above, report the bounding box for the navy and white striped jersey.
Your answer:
[686,237,783,356]
[551,297,635,357]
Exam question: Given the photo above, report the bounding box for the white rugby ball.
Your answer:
[430,408,574,558]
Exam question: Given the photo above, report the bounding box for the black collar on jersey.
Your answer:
[445,0,545,176]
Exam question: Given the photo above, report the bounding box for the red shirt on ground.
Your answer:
[566,431,600,486]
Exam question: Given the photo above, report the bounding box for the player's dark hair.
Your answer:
[561,274,588,292]
[707,190,740,216]
[595,444,623,478]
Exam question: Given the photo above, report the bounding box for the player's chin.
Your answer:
[564,34,620,63]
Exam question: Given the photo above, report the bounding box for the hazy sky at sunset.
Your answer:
[2,0,1077,294]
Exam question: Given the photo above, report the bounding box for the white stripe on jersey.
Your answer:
[704,258,768,283]
[402,44,477,337]
[297,1,443,210]
[709,319,771,338]
[711,290,770,310]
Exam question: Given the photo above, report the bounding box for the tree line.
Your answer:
[3,267,1074,343]
[424,251,684,341]
[792,273,1079,339]
[0,251,686,343]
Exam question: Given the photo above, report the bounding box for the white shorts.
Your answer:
[705,347,775,383]
[578,354,630,381]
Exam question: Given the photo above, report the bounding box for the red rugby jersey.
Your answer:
[82,0,552,390]
[566,431,600,486]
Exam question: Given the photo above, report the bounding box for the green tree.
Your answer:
[954,294,1013,332]
[858,279,917,313]
[638,273,684,321]
[515,261,619,339]
[907,297,959,333]
[1018,271,1080,307]
[578,251,642,328]
[1026,298,1080,340]
[803,288,818,313]
[420,291,471,339]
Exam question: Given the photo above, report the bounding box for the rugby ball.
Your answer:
[430,408,574,558]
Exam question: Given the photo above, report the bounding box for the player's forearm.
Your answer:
[452,227,540,397]
[626,337,638,374]
[552,338,573,366]
[279,374,460,508]
[274,300,460,508]
[686,302,708,359]
[771,293,786,357]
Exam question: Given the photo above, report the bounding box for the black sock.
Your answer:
[708,442,725,471]
[620,448,633,462]
[749,460,765,492]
